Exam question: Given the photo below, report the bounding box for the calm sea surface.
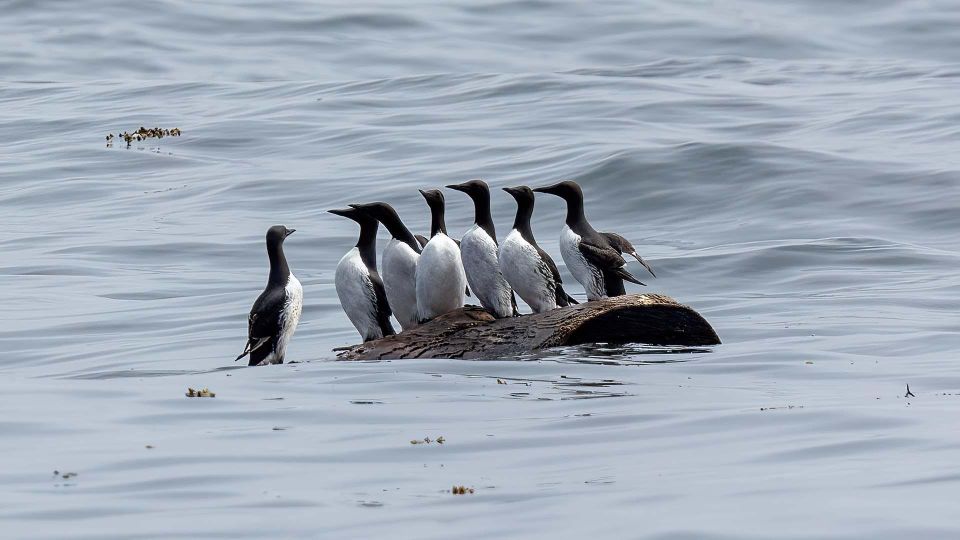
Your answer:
[2,1,959,538]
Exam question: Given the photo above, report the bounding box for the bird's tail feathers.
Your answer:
[235,336,271,361]
[615,267,646,286]
[630,252,657,278]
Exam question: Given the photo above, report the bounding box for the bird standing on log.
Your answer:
[446,179,517,318]
[349,202,421,330]
[329,207,395,342]
[533,181,656,301]
[415,189,467,322]
[500,186,578,313]
[236,225,303,366]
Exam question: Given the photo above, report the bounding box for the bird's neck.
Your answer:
[512,202,536,245]
[430,206,447,238]
[356,222,378,270]
[268,244,290,286]
[565,198,587,230]
[386,221,421,254]
[473,197,496,240]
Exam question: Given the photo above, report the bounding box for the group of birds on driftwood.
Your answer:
[235,180,655,366]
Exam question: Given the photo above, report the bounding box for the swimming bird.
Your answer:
[236,225,303,366]
[349,202,421,330]
[533,181,656,301]
[415,189,467,322]
[328,207,395,342]
[500,186,578,313]
[446,179,517,318]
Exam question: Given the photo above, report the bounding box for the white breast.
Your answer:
[500,230,557,313]
[560,225,604,301]
[460,225,514,318]
[264,272,302,365]
[382,239,420,330]
[334,248,383,342]
[415,233,466,321]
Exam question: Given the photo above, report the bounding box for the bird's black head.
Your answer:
[418,189,445,213]
[348,202,417,249]
[266,225,295,247]
[503,185,535,205]
[348,202,400,229]
[532,180,583,203]
[419,188,448,238]
[445,179,490,201]
[328,206,375,227]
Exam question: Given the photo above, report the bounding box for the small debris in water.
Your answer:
[451,485,474,495]
[804,361,814,365]
[905,384,915,398]
[55,471,78,479]
[759,405,804,411]
[496,378,506,384]
[410,436,444,445]
[186,387,215,398]
[145,445,154,449]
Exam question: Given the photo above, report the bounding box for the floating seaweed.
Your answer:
[186,387,215,398]
[106,126,182,148]
[451,485,474,495]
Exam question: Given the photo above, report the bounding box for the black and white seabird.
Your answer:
[236,225,304,366]
[349,202,421,331]
[533,181,656,301]
[446,179,517,318]
[500,186,578,313]
[328,207,396,342]
[415,189,467,322]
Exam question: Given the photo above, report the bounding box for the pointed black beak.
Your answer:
[327,208,351,218]
[531,185,555,195]
[285,228,296,237]
[445,183,468,193]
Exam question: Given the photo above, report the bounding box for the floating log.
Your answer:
[336,293,720,361]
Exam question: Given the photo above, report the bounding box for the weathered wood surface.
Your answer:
[336,293,720,361]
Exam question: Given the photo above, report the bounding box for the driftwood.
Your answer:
[337,293,720,361]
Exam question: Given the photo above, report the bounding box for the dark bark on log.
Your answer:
[337,293,720,361]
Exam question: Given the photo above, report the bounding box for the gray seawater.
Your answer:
[2,1,960,538]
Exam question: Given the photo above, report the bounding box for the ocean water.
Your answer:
[2,0,960,538]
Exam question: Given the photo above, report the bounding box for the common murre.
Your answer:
[446,179,517,318]
[236,225,303,366]
[500,185,579,313]
[533,181,655,301]
[328,207,396,342]
[349,202,421,330]
[415,189,467,322]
